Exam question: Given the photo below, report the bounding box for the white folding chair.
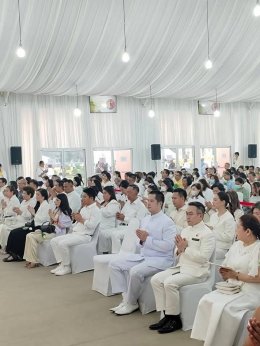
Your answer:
[92,218,140,296]
[70,224,100,274]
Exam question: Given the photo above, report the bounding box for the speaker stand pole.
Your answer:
[15,165,18,179]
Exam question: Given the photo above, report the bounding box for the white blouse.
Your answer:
[99,199,120,230]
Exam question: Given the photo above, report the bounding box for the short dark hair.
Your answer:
[30,179,38,187]
[23,186,35,198]
[65,179,74,185]
[211,183,225,192]
[83,187,97,199]
[148,190,165,205]
[173,188,187,200]
[147,171,156,178]
[119,180,129,189]
[37,188,49,200]
[128,184,139,193]
[102,186,117,203]
[234,152,239,156]
[176,171,182,176]
[188,201,205,214]
[235,177,244,185]
[0,178,7,184]
[163,169,170,176]
[240,214,260,239]
[102,171,111,180]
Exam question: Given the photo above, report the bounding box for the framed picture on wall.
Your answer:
[89,96,117,113]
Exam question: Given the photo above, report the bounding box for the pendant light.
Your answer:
[213,89,220,117]
[204,0,212,69]
[16,0,26,58]
[148,84,155,118]
[121,0,130,63]
[73,84,82,117]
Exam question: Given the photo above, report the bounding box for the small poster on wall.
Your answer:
[89,96,117,113]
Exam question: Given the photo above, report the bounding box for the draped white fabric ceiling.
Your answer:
[1,0,260,102]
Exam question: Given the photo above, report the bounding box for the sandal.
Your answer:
[27,263,39,269]
[3,255,16,262]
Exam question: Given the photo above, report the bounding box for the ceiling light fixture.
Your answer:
[73,84,82,117]
[204,0,212,69]
[148,84,155,118]
[253,0,260,16]
[213,89,220,117]
[16,0,26,58]
[121,0,130,63]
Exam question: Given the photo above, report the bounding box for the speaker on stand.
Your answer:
[248,144,257,166]
[151,144,161,175]
[10,146,22,178]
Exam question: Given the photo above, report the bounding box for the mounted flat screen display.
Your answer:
[89,96,117,113]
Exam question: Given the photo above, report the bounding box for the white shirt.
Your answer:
[177,221,216,278]
[202,188,213,203]
[3,195,20,217]
[121,198,148,225]
[209,210,236,250]
[66,190,81,213]
[170,204,188,233]
[34,200,50,226]
[73,203,101,236]
[74,185,83,196]
[99,199,120,230]
[36,166,47,182]
[187,195,206,206]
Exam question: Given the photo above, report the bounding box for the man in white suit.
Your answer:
[109,190,177,315]
[149,201,215,334]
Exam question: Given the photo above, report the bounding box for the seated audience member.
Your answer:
[239,172,252,195]
[211,182,225,194]
[222,171,235,191]
[187,183,206,206]
[97,186,120,253]
[150,202,215,334]
[53,179,64,194]
[170,188,188,233]
[109,191,177,315]
[23,193,72,268]
[161,178,174,216]
[63,179,81,213]
[209,174,220,186]
[3,189,50,262]
[182,176,192,198]
[234,177,250,202]
[17,178,27,203]
[0,185,20,217]
[227,190,244,222]
[199,178,213,202]
[91,178,104,204]
[0,177,7,201]
[73,176,83,196]
[42,176,54,192]
[250,182,260,203]
[114,171,121,180]
[191,214,260,346]
[0,186,36,252]
[174,171,183,188]
[252,203,260,223]
[50,188,100,275]
[116,180,129,208]
[192,171,200,182]
[29,179,39,191]
[248,172,257,185]
[101,171,113,187]
[244,307,260,346]
[127,173,137,185]
[161,169,171,180]
[111,185,148,253]
[135,172,145,197]
[208,191,236,259]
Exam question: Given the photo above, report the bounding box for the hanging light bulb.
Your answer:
[204,0,213,69]
[122,51,130,63]
[204,59,213,69]
[73,84,81,117]
[16,44,26,58]
[253,1,260,16]
[121,0,130,63]
[213,88,220,117]
[147,84,155,118]
[16,0,26,58]
[148,109,155,118]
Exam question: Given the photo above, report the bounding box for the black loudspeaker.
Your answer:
[10,146,22,165]
[151,144,161,160]
[248,144,257,159]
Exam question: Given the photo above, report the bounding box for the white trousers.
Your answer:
[109,257,160,305]
[50,233,91,266]
[23,230,56,263]
[151,269,205,315]
[0,224,11,249]
[111,226,128,253]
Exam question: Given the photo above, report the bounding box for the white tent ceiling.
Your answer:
[1,0,260,102]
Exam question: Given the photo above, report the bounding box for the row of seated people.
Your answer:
[92,191,260,346]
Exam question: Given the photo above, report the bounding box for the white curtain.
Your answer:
[0,93,259,180]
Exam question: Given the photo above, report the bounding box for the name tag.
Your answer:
[192,238,200,241]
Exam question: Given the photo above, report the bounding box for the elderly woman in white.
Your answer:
[191,214,260,346]
[0,185,20,220]
[97,186,120,253]
[0,186,35,252]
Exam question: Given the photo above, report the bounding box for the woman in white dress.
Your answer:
[161,178,174,216]
[208,192,236,259]
[101,171,114,188]
[0,185,20,219]
[91,178,104,204]
[199,178,213,203]
[252,203,260,223]
[191,214,260,346]
[0,186,35,252]
[97,186,120,253]
[73,176,83,196]
[187,183,206,206]
[250,182,260,203]
[227,190,244,222]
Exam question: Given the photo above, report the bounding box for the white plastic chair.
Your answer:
[70,224,100,274]
[179,249,216,331]
[92,218,140,296]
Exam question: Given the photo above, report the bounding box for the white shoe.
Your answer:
[50,264,62,274]
[114,303,139,315]
[109,301,125,312]
[55,265,71,276]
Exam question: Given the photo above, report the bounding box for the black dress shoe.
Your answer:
[149,316,168,330]
[158,318,182,334]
